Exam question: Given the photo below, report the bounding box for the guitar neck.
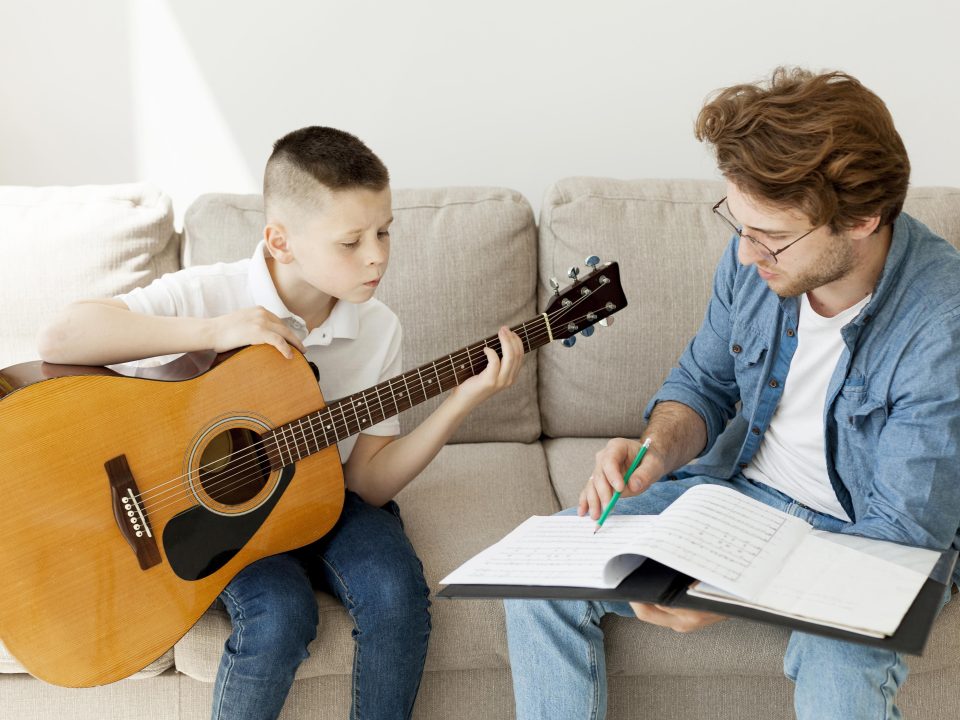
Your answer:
[261,314,552,468]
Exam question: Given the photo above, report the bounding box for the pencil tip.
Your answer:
[593,526,600,535]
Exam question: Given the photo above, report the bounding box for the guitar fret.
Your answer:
[433,361,443,391]
[372,384,386,425]
[400,372,412,409]
[308,414,320,451]
[329,409,340,442]
[448,354,459,385]
[519,322,530,352]
[416,366,428,400]
[297,418,307,457]
[273,433,285,466]
[467,344,477,375]
[281,425,292,464]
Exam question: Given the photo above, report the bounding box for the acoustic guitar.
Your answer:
[0,259,626,687]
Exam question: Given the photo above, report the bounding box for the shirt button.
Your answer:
[739,463,748,469]
[751,426,761,435]
[768,379,779,388]
[667,474,678,481]
[786,329,795,337]
[731,344,742,353]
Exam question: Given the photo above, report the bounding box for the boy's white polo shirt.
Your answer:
[116,240,402,463]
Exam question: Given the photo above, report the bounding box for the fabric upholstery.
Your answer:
[0,183,179,368]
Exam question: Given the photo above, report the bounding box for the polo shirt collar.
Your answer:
[247,240,359,346]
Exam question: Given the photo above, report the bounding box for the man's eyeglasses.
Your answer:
[712,197,818,265]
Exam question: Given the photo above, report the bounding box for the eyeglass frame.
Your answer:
[712,197,819,265]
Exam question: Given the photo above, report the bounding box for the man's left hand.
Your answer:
[629,602,728,633]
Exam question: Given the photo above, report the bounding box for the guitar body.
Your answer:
[0,345,344,687]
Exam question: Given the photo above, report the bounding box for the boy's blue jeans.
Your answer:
[211,490,431,720]
[505,474,952,720]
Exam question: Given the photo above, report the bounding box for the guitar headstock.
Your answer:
[543,256,627,347]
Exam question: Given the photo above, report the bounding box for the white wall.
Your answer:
[2,0,958,223]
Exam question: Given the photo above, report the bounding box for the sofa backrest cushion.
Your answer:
[183,187,541,443]
[537,178,960,439]
[0,183,179,368]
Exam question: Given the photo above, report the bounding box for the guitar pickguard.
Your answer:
[163,464,296,581]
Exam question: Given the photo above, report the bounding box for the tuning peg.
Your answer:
[567,266,580,281]
[562,336,577,348]
[580,326,595,337]
[549,277,560,296]
[599,317,614,327]
[585,255,600,271]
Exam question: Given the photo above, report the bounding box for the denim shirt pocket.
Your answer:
[729,331,768,414]
[835,381,887,433]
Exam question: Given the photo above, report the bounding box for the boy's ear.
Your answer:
[264,223,294,263]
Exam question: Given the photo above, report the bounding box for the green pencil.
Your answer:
[593,438,652,534]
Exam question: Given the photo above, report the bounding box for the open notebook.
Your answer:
[440,484,951,642]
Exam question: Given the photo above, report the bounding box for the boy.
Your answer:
[505,69,960,719]
[38,126,524,720]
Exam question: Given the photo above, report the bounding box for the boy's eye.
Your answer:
[378,230,390,239]
[341,240,359,248]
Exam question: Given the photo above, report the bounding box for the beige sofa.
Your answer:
[1,179,958,720]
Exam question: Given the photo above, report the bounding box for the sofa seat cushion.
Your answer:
[182,187,541,444]
[174,441,558,681]
[0,183,179,368]
[545,437,960,676]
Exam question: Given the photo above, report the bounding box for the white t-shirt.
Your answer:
[115,240,402,462]
[743,293,871,520]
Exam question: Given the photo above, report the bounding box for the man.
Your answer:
[505,68,960,720]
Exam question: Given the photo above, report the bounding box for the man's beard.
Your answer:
[766,236,855,298]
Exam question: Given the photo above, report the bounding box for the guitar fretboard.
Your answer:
[261,314,551,468]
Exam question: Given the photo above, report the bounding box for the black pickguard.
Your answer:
[163,464,296,581]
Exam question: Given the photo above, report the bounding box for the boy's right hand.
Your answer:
[577,437,665,520]
[208,307,306,359]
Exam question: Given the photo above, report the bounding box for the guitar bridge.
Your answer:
[105,455,162,571]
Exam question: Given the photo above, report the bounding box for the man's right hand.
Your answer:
[208,307,306,359]
[578,437,665,520]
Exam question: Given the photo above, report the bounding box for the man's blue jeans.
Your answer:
[211,491,432,720]
[505,474,952,720]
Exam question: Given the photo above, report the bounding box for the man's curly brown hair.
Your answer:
[695,67,910,233]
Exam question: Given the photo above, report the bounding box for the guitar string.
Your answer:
[135,298,606,518]
[138,303,603,518]
[130,293,608,516]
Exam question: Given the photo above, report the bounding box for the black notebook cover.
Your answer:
[438,550,957,655]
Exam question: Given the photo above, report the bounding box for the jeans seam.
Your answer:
[879,652,903,719]
[213,586,245,720]
[576,603,602,720]
[321,556,362,719]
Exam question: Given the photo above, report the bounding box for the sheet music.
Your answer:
[628,485,811,599]
[440,515,657,587]
[688,533,934,636]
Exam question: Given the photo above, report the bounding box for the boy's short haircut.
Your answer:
[695,67,910,233]
[263,126,390,221]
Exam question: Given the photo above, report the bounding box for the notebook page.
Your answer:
[440,514,657,587]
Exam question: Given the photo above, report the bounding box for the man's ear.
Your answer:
[264,223,294,264]
[848,215,882,240]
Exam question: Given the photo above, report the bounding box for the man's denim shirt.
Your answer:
[645,213,960,584]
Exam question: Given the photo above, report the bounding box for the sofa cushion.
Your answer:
[174,441,558,680]
[538,178,727,438]
[183,188,540,443]
[0,183,179,368]
[538,179,960,439]
[544,437,960,675]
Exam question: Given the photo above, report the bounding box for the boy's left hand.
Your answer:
[450,326,524,408]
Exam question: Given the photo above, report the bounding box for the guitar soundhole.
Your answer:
[198,428,271,506]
